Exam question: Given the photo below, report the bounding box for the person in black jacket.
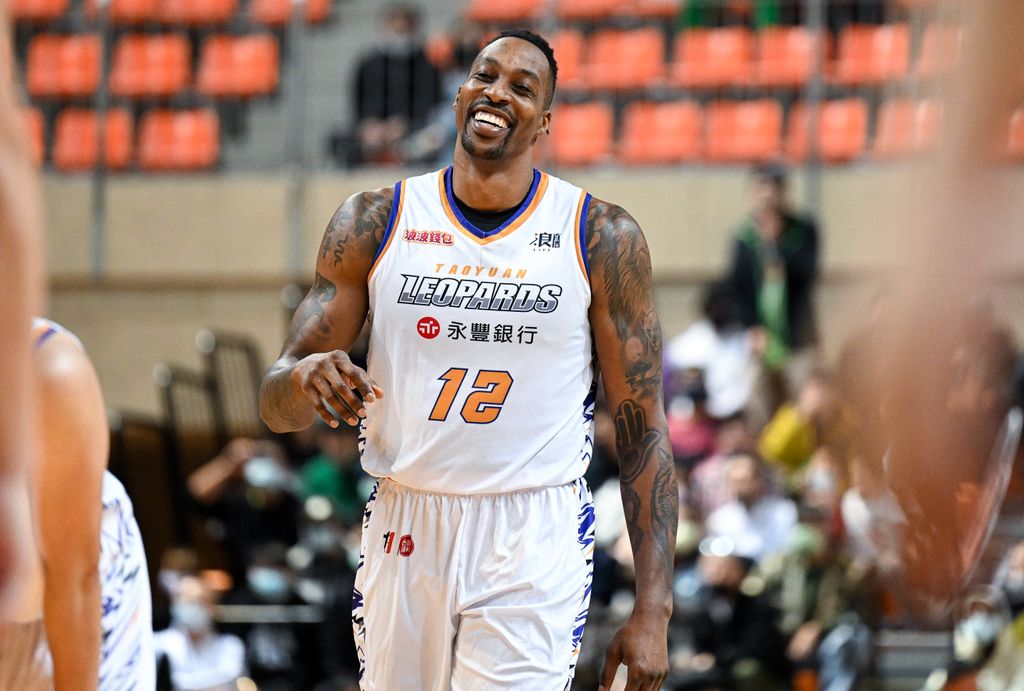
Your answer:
[724,163,819,428]
[351,4,443,164]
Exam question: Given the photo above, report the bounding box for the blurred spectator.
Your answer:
[690,417,755,519]
[840,454,905,579]
[925,587,1013,688]
[995,541,1024,618]
[154,575,246,691]
[759,370,844,477]
[667,368,718,469]
[299,423,367,527]
[724,163,819,430]
[761,509,871,691]
[344,3,443,165]
[188,438,300,585]
[705,452,797,563]
[666,281,755,422]
[669,540,787,690]
[402,23,483,166]
[221,543,321,690]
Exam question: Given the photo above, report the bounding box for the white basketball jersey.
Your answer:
[361,167,596,494]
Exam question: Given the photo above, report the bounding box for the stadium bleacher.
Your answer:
[11,0,1022,172]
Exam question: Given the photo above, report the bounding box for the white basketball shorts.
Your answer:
[351,477,595,690]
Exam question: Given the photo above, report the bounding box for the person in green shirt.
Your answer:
[299,423,367,528]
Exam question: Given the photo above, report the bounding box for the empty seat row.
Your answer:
[13,0,329,25]
[549,98,953,165]
[552,23,958,92]
[23,107,220,170]
[26,33,279,98]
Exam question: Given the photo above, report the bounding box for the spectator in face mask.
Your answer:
[153,576,246,691]
[221,544,323,690]
[995,542,1024,617]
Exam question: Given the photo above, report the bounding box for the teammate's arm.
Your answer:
[260,188,393,432]
[0,0,44,615]
[586,199,677,691]
[34,335,106,691]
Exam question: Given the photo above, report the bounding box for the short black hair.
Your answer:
[482,29,558,107]
[752,161,787,186]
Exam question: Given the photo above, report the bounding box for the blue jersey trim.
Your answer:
[579,193,592,280]
[443,166,541,240]
[34,327,58,351]
[369,181,403,267]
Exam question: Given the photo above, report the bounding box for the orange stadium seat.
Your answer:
[915,24,962,78]
[250,0,329,25]
[550,102,613,166]
[84,0,156,24]
[671,28,753,89]
[10,0,68,21]
[618,101,702,164]
[582,28,666,91]
[53,108,134,171]
[138,109,220,170]
[110,34,191,98]
[705,99,783,162]
[786,99,868,163]
[464,0,542,22]
[158,0,237,25]
[551,30,584,90]
[26,34,101,98]
[557,0,621,20]
[873,98,941,159]
[22,108,45,166]
[753,26,823,87]
[198,35,280,98]
[1009,109,1024,160]
[832,23,910,85]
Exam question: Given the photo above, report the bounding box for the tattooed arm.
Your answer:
[259,188,393,432]
[587,199,677,691]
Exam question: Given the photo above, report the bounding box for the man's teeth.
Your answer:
[475,112,509,128]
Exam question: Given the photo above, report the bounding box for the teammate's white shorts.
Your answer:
[352,477,595,691]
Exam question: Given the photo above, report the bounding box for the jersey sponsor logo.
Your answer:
[398,535,415,557]
[416,316,440,339]
[398,274,561,314]
[403,228,454,246]
[530,232,561,250]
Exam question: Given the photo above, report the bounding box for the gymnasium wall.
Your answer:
[45,167,1024,415]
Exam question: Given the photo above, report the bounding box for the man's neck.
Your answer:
[451,149,535,211]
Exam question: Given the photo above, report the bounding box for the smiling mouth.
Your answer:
[473,110,511,130]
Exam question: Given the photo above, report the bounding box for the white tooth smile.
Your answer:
[474,112,509,129]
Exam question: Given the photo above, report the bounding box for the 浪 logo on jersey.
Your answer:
[530,232,561,251]
[416,317,440,339]
[403,229,454,247]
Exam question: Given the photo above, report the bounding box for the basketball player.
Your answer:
[0,320,154,690]
[0,0,44,616]
[261,30,677,690]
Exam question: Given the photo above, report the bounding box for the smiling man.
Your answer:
[261,29,677,690]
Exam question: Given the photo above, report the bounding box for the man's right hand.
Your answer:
[291,351,384,427]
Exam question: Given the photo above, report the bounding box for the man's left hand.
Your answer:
[599,613,670,691]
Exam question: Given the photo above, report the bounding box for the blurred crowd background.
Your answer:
[9,0,1024,688]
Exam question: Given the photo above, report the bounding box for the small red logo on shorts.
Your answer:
[398,535,415,557]
[417,317,440,339]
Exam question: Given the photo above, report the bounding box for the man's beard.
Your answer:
[460,122,511,160]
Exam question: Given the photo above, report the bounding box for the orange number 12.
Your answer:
[429,368,514,424]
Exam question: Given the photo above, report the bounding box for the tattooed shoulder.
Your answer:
[317,186,395,273]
